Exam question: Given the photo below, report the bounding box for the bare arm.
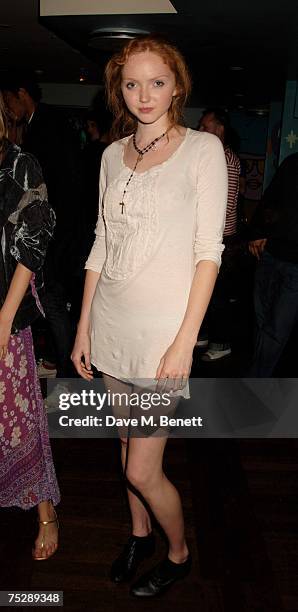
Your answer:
[71,269,101,379]
[77,269,101,333]
[0,263,32,359]
[71,152,108,379]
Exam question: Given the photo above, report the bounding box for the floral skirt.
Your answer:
[0,327,60,509]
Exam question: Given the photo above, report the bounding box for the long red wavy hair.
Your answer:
[104,35,192,140]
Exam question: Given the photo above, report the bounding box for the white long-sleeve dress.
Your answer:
[85,128,228,395]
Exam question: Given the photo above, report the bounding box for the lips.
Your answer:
[139,107,153,113]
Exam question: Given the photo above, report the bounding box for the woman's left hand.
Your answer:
[0,312,12,361]
[155,338,194,393]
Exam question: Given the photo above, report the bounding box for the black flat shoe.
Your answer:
[110,533,155,583]
[130,553,192,597]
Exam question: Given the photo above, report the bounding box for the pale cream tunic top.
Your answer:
[85,128,228,392]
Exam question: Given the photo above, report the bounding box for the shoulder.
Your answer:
[1,140,21,165]
[100,136,129,166]
[15,149,42,172]
[186,128,224,154]
[2,142,40,172]
[12,149,44,188]
[185,130,227,189]
[185,129,226,171]
[225,146,240,168]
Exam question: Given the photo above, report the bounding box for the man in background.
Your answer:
[198,108,241,361]
[249,152,298,375]
[82,108,111,254]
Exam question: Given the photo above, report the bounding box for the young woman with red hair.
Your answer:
[72,35,227,597]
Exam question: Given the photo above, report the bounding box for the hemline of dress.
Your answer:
[0,327,61,511]
[91,359,190,399]
[0,495,61,512]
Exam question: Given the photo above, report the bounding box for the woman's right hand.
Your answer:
[0,312,12,361]
[71,327,93,381]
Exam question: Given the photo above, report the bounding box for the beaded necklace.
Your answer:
[119,128,169,214]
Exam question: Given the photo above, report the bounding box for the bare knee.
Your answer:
[125,466,147,492]
[126,464,160,494]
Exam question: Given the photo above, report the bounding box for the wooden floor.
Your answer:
[3,264,298,609]
[1,436,298,611]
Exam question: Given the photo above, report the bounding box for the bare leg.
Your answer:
[102,374,152,536]
[32,500,58,560]
[102,375,188,562]
[120,438,152,536]
[126,434,189,563]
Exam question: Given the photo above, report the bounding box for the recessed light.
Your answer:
[247,107,269,116]
[88,27,150,49]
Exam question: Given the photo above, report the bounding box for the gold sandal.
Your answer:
[32,508,59,561]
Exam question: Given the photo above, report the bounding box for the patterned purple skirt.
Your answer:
[0,327,60,509]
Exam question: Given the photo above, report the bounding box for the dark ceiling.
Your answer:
[1,0,298,110]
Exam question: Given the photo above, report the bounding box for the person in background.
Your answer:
[198,107,241,360]
[0,93,60,559]
[249,152,298,375]
[82,108,112,255]
[2,74,79,379]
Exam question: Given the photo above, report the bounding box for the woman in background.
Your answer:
[0,93,60,560]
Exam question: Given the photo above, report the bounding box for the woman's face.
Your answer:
[121,50,177,127]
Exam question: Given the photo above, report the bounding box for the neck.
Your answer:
[135,118,171,145]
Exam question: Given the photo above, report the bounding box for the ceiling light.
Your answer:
[230,66,244,71]
[88,27,150,49]
[247,106,269,116]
